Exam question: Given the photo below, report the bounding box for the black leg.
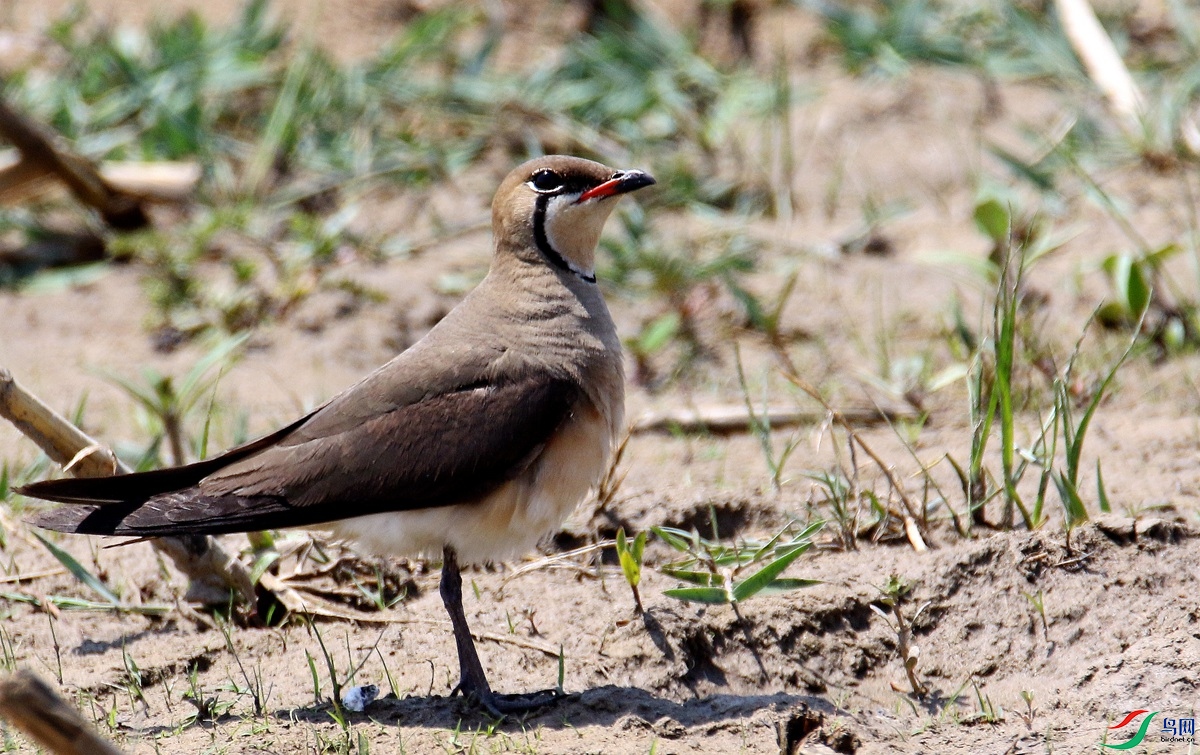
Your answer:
[440,546,495,704]
[438,546,568,717]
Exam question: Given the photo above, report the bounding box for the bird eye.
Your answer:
[529,169,563,193]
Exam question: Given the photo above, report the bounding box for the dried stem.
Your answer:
[0,669,125,755]
[769,348,929,552]
[631,401,916,434]
[891,601,927,697]
[0,365,280,608]
[0,92,147,229]
[1054,0,1142,127]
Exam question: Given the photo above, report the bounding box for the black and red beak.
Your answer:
[577,169,656,203]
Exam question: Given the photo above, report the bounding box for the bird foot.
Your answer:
[452,684,572,717]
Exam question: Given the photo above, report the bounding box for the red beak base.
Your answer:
[577,170,656,203]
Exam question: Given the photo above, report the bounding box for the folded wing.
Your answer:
[22,373,578,537]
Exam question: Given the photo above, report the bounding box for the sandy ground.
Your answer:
[3,1,1200,753]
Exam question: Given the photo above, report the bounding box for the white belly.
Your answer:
[324,404,613,563]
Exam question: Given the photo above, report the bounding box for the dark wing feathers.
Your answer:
[24,374,579,537]
[18,411,318,505]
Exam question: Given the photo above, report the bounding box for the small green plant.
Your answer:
[1099,244,1197,354]
[121,645,150,713]
[1050,316,1139,549]
[1054,132,1200,358]
[970,680,1003,724]
[947,250,1022,530]
[216,616,270,716]
[1022,590,1048,641]
[351,563,408,613]
[870,575,929,697]
[303,619,385,721]
[182,661,235,722]
[305,647,324,706]
[728,269,802,349]
[950,267,1137,538]
[615,528,647,613]
[557,645,566,697]
[813,0,976,75]
[734,345,805,491]
[969,195,1072,281]
[993,245,1030,529]
[375,648,400,700]
[1018,690,1037,729]
[806,470,860,550]
[30,531,170,616]
[627,312,683,386]
[101,335,246,467]
[946,222,1074,533]
[652,515,821,605]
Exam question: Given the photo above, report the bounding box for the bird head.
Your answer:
[492,155,655,282]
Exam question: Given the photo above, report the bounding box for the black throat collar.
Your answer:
[533,195,597,284]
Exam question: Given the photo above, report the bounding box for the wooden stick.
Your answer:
[632,402,916,435]
[0,669,125,755]
[1055,0,1142,127]
[0,93,146,229]
[0,152,55,204]
[97,161,201,203]
[767,351,930,552]
[0,365,284,609]
[0,150,200,206]
[0,367,121,479]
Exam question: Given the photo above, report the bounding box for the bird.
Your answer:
[17,154,654,716]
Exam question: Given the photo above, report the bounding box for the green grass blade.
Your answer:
[32,531,120,604]
[732,542,810,602]
[557,645,565,695]
[1096,461,1111,513]
[305,649,322,703]
[177,333,249,412]
[1064,326,1138,486]
[651,526,693,552]
[248,549,281,587]
[749,528,788,563]
[617,528,642,588]
[96,369,165,415]
[659,567,720,586]
[790,520,825,543]
[663,586,731,604]
[1052,471,1089,528]
[245,48,311,193]
[0,592,169,615]
[755,578,822,596]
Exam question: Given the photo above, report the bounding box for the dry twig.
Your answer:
[632,402,916,435]
[0,365,308,614]
[0,94,148,229]
[768,351,929,552]
[0,669,125,755]
[0,149,200,206]
[1056,0,1200,154]
[1055,0,1142,127]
